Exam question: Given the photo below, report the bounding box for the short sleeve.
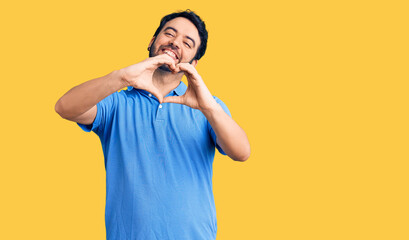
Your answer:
[208,96,232,155]
[77,92,117,136]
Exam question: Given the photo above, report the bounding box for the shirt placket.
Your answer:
[146,92,166,121]
[155,103,166,121]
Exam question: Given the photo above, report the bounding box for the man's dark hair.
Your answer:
[153,10,208,61]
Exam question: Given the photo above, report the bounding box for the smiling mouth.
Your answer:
[162,49,179,61]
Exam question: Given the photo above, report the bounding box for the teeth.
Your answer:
[164,50,177,59]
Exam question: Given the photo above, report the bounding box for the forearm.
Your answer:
[202,105,251,162]
[55,70,125,119]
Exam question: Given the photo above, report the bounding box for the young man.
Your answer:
[55,10,250,240]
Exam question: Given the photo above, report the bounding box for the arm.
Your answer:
[163,63,250,162]
[55,70,125,124]
[55,54,177,124]
[203,104,250,162]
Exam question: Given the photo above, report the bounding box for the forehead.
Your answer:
[161,17,201,45]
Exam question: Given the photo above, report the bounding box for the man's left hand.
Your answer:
[163,63,219,113]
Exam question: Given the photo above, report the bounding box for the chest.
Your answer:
[111,99,212,151]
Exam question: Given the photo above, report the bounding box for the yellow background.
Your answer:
[1,0,408,239]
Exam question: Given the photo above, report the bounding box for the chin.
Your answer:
[158,65,172,72]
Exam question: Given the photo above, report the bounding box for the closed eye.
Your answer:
[184,42,191,48]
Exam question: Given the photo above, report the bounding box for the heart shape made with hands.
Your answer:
[120,54,217,111]
[120,54,181,102]
[162,63,219,112]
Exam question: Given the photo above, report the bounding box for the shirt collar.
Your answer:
[173,81,187,96]
[127,81,187,96]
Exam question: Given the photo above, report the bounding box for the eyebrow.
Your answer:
[164,26,196,48]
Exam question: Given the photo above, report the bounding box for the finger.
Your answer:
[151,54,174,67]
[155,54,176,65]
[162,96,184,104]
[153,93,164,103]
[172,64,181,73]
[135,84,164,103]
[150,88,164,103]
[155,54,178,72]
[177,63,196,76]
[177,63,201,83]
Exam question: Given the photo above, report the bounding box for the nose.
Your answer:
[169,38,181,50]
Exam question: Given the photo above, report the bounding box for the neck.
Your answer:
[152,68,184,97]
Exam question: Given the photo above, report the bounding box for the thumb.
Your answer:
[163,96,184,104]
[144,87,163,103]
[154,93,164,103]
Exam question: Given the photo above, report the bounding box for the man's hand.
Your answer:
[163,63,250,161]
[162,63,219,113]
[119,54,178,102]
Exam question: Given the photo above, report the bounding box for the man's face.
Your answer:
[149,17,201,71]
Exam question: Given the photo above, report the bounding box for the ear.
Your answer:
[191,59,198,67]
[148,37,155,49]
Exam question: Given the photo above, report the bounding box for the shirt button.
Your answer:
[148,93,152,97]
[159,104,163,109]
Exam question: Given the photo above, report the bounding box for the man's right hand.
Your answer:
[118,54,178,102]
[55,54,177,124]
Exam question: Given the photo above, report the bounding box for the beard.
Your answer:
[149,39,195,72]
[149,41,172,72]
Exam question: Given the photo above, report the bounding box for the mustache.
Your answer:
[159,45,180,59]
[160,45,178,51]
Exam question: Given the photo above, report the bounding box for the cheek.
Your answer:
[182,50,196,60]
[151,38,164,50]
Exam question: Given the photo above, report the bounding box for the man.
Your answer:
[55,10,250,240]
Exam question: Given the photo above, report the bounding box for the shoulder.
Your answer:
[115,88,143,101]
[212,96,230,110]
[212,95,226,104]
[211,96,231,117]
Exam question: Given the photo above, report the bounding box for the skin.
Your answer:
[55,17,250,161]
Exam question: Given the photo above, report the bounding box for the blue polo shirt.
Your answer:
[78,81,231,240]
